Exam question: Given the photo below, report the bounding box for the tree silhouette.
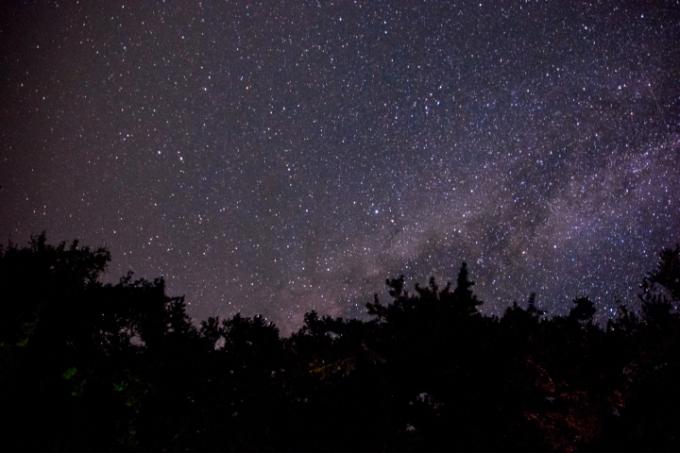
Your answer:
[450,261,482,315]
[569,296,596,324]
[2,233,680,452]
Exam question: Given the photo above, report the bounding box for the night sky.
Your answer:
[1,1,679,333]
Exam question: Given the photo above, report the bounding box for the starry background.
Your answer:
[1,0,679,333]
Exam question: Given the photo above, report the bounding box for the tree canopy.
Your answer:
[1,233,680,452]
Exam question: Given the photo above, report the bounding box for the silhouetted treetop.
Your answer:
[3,234,680,453]
[451,261,482,315]
[569,296,596,323]
[641,245,680,303]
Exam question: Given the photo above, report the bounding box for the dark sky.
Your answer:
[1,0,679,332]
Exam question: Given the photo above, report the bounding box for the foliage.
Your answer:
[2,235,680,452]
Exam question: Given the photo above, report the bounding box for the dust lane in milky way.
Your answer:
[1,1,679,332]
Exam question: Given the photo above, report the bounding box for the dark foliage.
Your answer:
[2,234,680,452]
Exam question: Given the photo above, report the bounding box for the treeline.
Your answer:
[1,234,680,452]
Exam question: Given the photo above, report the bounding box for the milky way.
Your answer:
[1,1,679,332]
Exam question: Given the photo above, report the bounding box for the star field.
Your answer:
[1,1,679,332]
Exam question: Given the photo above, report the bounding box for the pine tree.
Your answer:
[451,262,482,316]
